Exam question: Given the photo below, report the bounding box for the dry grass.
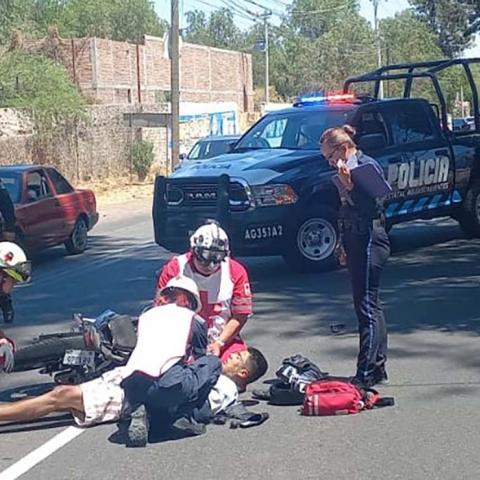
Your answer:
[77,177,154,207]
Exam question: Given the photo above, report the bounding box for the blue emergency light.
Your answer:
[294,92,356,107]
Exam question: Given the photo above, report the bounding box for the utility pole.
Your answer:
[371,0,384,99]
[263,11,271,105]
[170,0,180,172]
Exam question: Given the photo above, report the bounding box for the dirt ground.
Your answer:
[77,178,154,208]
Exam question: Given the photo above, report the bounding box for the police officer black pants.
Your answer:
[343,224,390,384]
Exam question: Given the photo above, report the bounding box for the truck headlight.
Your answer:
[251,184,298,207]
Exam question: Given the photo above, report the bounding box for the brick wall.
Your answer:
[22,32,254,112]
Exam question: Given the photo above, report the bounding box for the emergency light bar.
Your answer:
[294,92,356,107]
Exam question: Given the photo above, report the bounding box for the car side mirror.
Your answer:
[358,133,387,152]
[226,141,237,153]
[179,153,187,161]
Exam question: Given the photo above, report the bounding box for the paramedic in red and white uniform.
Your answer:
[154,220,252,362]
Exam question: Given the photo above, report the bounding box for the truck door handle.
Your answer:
[435,149,448,156]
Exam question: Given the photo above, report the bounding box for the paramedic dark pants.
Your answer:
[343,224,390,381]
[121,355,222,426]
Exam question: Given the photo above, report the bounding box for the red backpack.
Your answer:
[302,380,381,416]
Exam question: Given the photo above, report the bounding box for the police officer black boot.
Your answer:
[0,294,14,323]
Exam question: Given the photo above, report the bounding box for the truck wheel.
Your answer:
[283,208,339,272]
[458,181,480,237]
[65,217,88,254]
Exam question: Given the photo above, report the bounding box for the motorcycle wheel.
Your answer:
[13,333,87,372]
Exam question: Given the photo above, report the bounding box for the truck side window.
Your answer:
[382,103,435,144]
[356,111,389,144]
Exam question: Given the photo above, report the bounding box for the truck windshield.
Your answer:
[235,109,354,151]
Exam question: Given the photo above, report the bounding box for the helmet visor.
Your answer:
[194,247,227,266]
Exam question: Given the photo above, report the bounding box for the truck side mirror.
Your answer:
[358,133,387,152]
[179,153,187,161]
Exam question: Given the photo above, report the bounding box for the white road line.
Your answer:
[0,426,85,480]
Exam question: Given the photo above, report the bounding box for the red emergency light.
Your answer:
[294,92,356,106]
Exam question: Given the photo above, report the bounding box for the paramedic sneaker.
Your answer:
[172,416,207,437]
[126,404,149,448]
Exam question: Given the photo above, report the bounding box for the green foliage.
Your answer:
[0,0,167,44]
[0,50,86,165]
[184,8,243,49]
[62,0,167,41]
[129,140,154,181]
[409,0,480,57]
[0,51,85,126]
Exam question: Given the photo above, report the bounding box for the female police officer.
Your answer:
[320,125,390,387]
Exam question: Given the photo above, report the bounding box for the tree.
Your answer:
[0,51,86,164]
[184,8,243,49]
[0,0,36,44]
[409,0,480,57]
[0,0,167,44]
[184,10,210,46]
[269,1,376,99]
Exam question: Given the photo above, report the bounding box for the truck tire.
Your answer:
[458,181,480,237]
[65,217,88,255]
[283,208,340,272]
[13,333,86,372]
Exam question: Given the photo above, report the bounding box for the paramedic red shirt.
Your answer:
[155,253,252,358]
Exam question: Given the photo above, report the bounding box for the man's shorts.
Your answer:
[73,367,126,427]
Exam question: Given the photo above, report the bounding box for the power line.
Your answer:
[220,0,259,20]
[184,0,257,23]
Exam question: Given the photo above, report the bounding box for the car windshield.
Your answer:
[0,172,22,203]
[188,139,234,160]
[235,109,354,151]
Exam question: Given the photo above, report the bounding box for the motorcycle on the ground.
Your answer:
[11,310,138,385]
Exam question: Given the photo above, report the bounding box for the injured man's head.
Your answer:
[222,347,268,390]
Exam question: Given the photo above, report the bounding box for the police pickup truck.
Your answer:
[153,59,480,271]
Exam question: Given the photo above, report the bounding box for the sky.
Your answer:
[154,0,480,57]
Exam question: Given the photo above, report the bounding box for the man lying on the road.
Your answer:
[0,276,268,447]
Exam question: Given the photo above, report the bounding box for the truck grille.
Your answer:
[166,181,250,211]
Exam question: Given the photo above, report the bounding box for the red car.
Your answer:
[0,165,99,254]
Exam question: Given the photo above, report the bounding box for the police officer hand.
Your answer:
[0,339,14,373]
[337,160,353,191]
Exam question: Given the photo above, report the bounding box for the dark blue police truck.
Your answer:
[153,59,480,271]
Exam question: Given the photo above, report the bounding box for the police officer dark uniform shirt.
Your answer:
[320,124,390,387]
[0,178,17,323]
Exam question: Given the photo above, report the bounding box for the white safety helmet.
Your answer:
[0,242,31,283]
[159,275,202,312]
[190,220,230,266]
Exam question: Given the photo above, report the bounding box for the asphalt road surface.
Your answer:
[0,198,479,480]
